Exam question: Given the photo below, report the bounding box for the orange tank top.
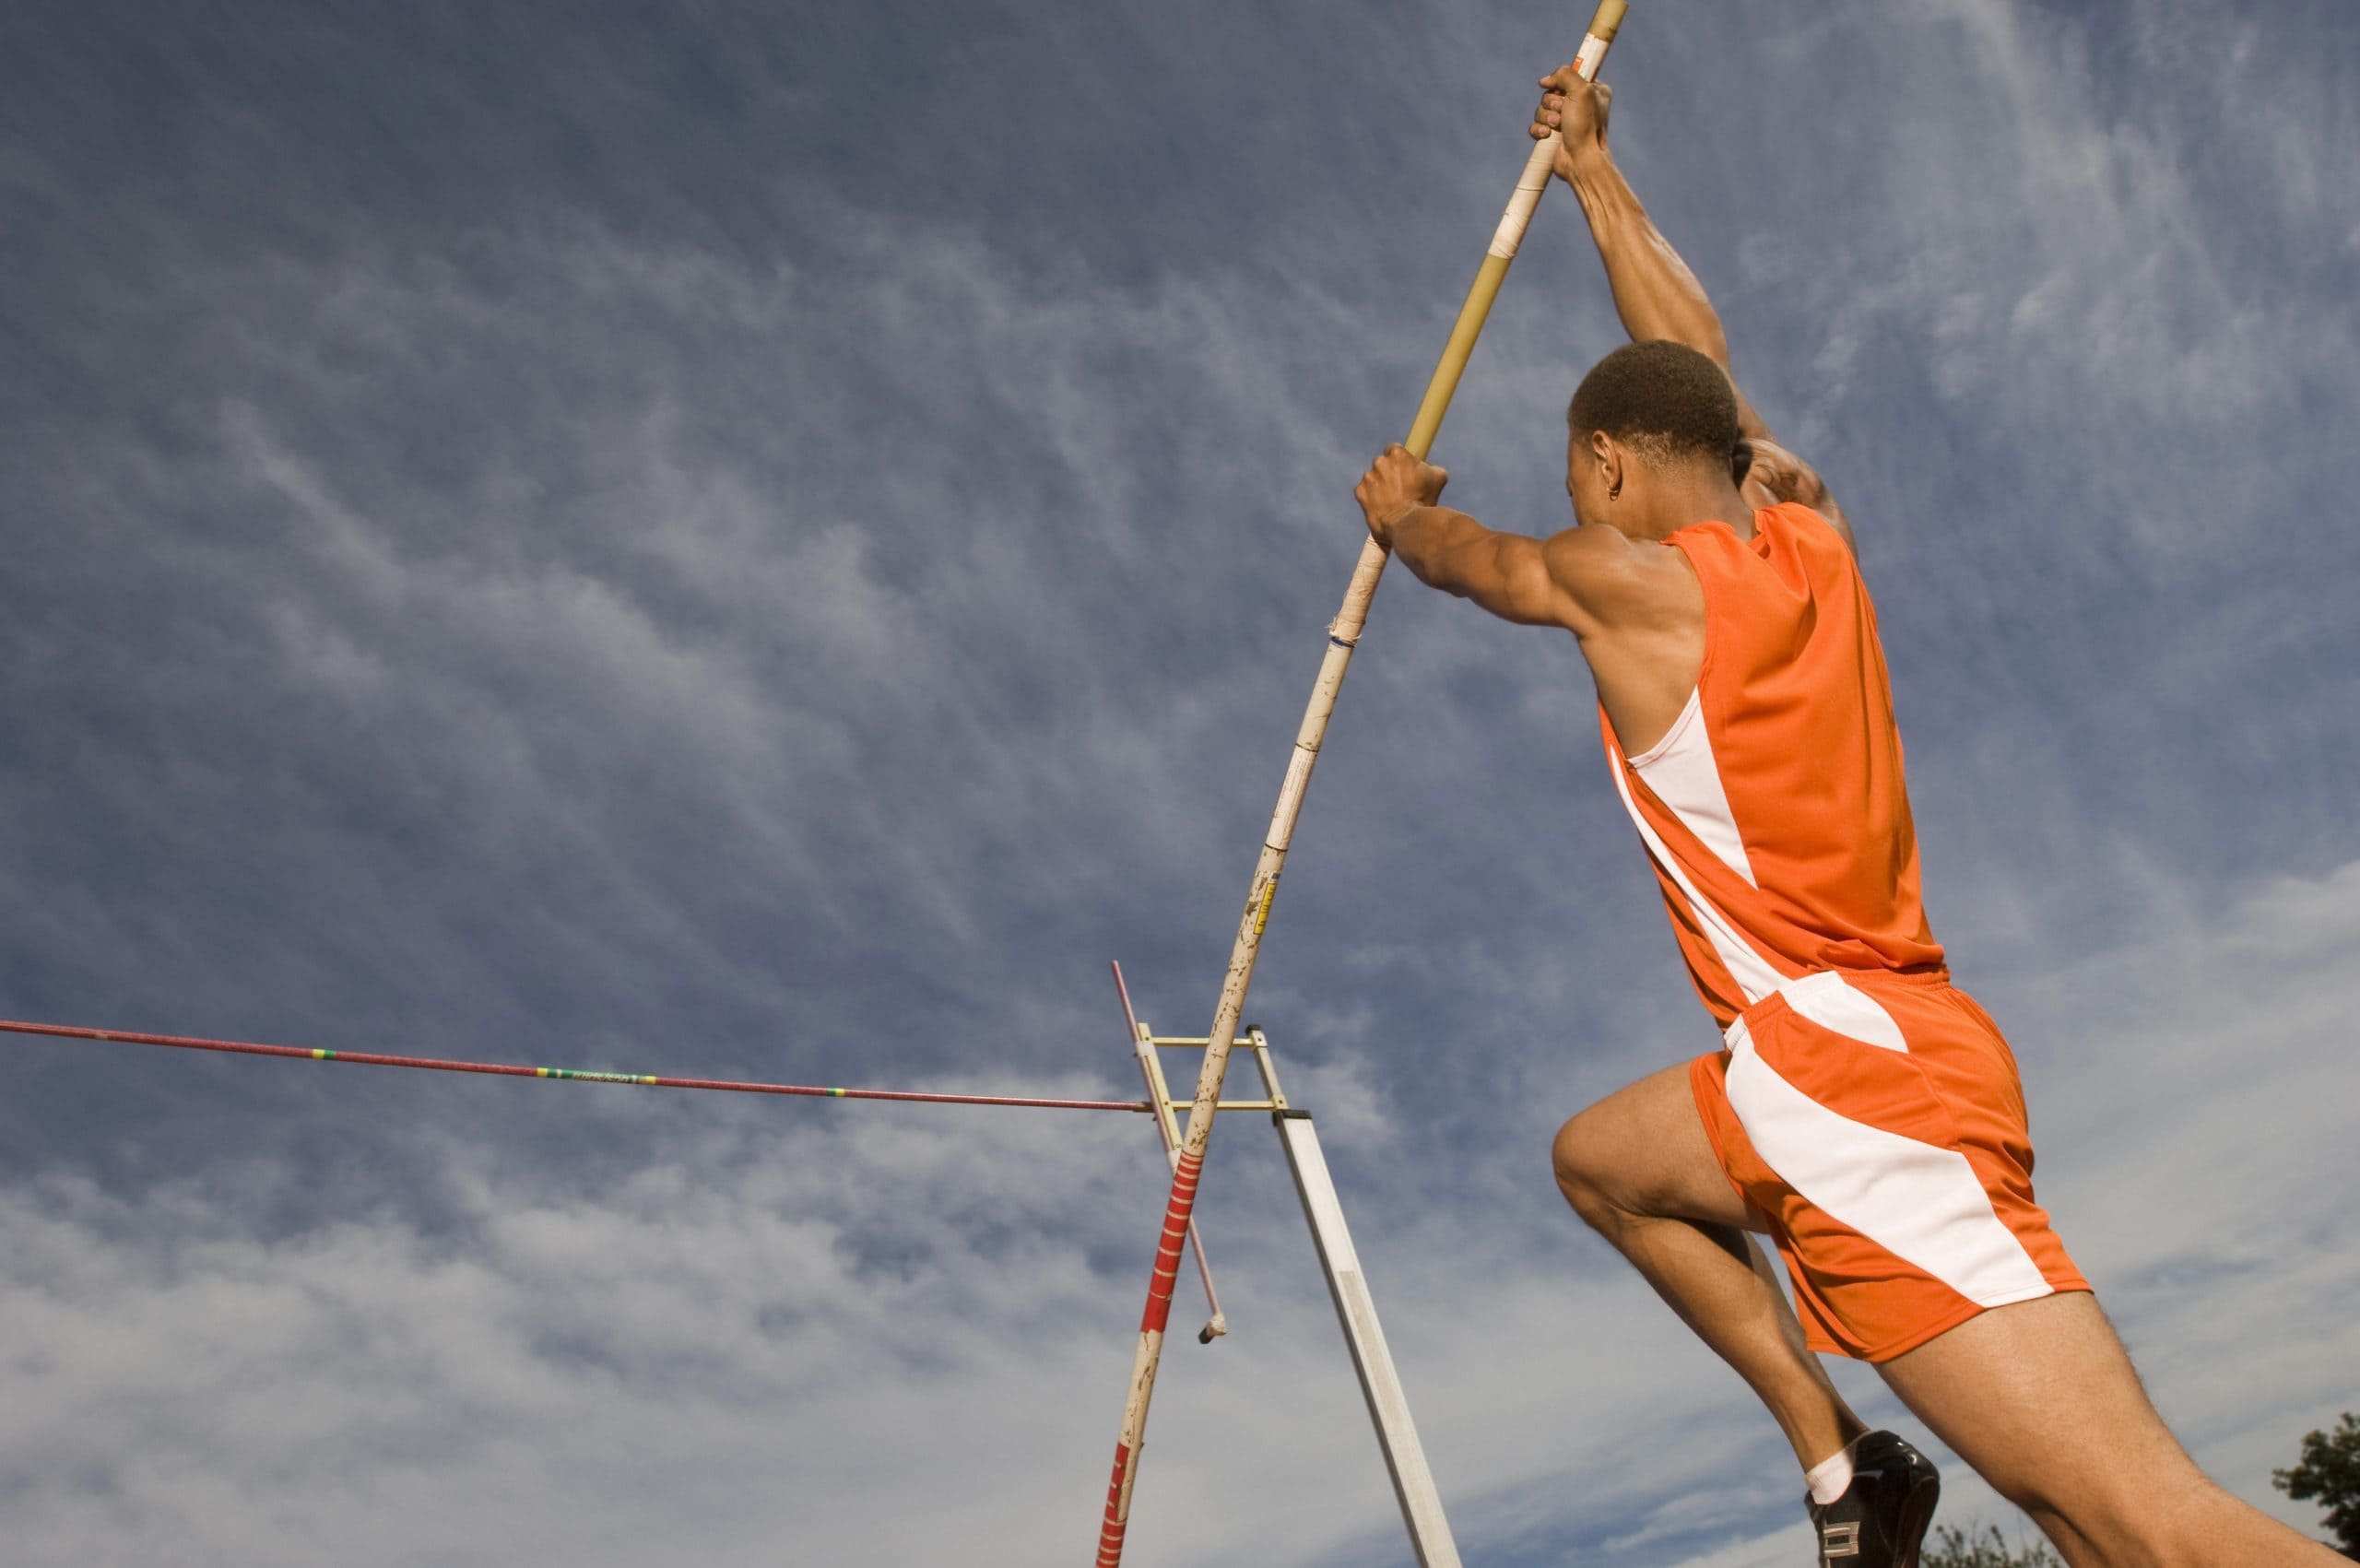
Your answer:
[1600,502,1947,1029]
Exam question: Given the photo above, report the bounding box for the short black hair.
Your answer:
[1567,340,1740,471]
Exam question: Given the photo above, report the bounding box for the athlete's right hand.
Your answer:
[1531,72,1611,182]
[1354,443,1448,548]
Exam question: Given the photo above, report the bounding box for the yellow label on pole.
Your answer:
[1254,878,1279,936]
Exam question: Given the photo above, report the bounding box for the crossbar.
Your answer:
[0,1018,1151,1114]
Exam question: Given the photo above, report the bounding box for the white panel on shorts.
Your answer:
[1774,970,1909,1053]
[1724,1018,2053,1309]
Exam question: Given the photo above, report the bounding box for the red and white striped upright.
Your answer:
[1092,6,1631,1562]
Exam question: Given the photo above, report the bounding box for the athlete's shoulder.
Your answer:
[1757,502,1862,576]
[1540,522,1703,642]
[1758,498,1835,532]
[1741,437,1855,552]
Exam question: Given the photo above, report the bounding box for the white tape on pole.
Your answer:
[1487,135,1562,261]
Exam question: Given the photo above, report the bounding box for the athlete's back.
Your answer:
[1601,501,1946,1028]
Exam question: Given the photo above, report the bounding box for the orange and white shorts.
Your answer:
[1689,971,2089,1362]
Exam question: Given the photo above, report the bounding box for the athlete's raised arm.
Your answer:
[1531,72,1853,547]
[1351,444,1681,641]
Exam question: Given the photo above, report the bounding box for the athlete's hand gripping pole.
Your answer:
[1092,6,1630,1563]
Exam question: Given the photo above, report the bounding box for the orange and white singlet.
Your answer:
[1603,502,2087,1362]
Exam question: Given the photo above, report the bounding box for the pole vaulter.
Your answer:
[1092,6,1630,1562]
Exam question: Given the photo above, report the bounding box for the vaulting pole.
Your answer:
[1092,6,1630,1561]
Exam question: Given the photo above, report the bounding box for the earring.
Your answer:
[1608,478,1622,500]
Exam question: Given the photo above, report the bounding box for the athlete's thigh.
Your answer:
[1552,1059,1760,1232]
[1875,1291,2196,1516]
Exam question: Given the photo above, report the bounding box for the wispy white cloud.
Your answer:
[3,853,2350,1564]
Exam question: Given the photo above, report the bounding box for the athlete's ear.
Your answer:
[1591,430,1624,501]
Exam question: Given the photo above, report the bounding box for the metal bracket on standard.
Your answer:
[1115,970,1462,1568]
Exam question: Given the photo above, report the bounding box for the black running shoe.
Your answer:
[1807,1431,1941,1567]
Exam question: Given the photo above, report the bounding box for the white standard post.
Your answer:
[1092,6,1630,1563]
[1248,1027,1461,1567]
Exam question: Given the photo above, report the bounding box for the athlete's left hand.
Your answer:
[1355,444,1448,547]
[1533,73,1611,183]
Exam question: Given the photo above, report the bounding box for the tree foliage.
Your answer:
[2274,1410,2360,1557]
[1920,1523,2062,1567]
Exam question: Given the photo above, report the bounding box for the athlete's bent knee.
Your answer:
[1550,1113,1622,1228]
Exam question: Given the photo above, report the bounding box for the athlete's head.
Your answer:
[1564,340,1743,530]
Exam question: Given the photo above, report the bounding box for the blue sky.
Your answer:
[2,0,2356,1562]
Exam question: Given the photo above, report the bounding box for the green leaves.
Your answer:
[2273,1410,2360,1557]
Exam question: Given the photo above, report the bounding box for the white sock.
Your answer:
[1804,1435,1864,1506]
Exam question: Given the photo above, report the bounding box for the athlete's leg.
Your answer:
[1552,1061,1868,1470]
[1877,1291,2343,1566]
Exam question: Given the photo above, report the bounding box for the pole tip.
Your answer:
[1198,1315,1229,1344]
